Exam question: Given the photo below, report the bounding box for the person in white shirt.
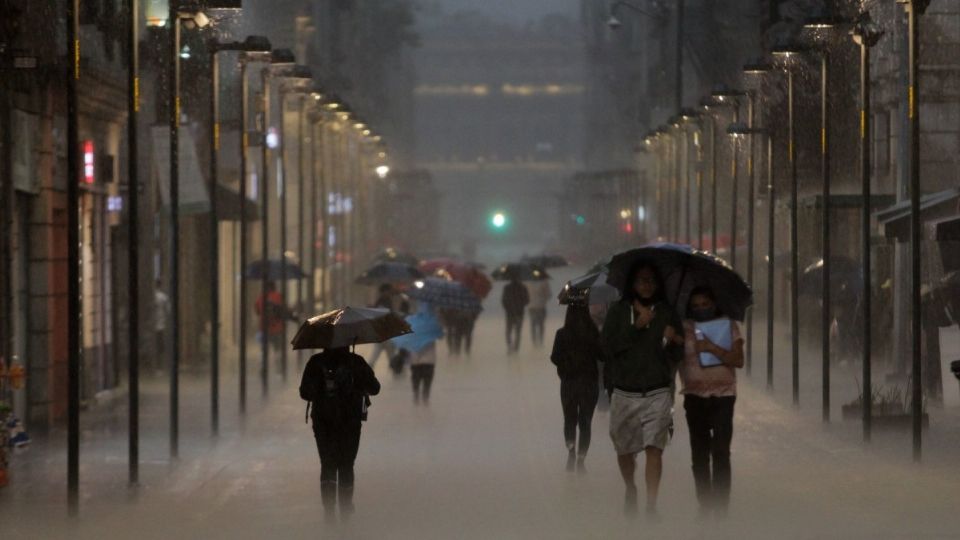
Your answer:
[526,279,552,347]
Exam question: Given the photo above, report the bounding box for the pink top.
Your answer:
[679,319,742,397]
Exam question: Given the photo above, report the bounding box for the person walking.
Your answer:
[601,263,683,517]
[679,287,744,518]
[527,279,552,347]
[255,281,290,353]
[368,284,399,367]
[299,346,381,520]
[410,342,437,405]
[153,281,170,372]
[502,277,529,354]
[550,304,602,473]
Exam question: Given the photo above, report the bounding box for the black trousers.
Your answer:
[314,423,362,510]
[683,394,736,511]
[560,378,600,456]
[529,308,547,346]
[411,364,435,401]
[506,312,524,352]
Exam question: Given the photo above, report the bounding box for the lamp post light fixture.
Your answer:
[771,41,806,407]
[728,121,775,389]
[851,9,884,442]
[802,7,855,424]
[207,34,271,434]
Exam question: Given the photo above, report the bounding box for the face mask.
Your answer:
[691,307,717,322]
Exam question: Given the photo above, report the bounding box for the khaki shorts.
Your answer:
[609,388,673,455]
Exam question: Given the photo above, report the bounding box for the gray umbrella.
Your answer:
[291,307,412,350]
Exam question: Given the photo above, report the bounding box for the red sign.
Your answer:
[83,140,94,184]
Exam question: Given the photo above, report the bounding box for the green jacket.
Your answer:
[601,300,683,392]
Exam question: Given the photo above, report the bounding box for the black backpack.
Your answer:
[311,361,357,426]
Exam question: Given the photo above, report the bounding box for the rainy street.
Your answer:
[3,277,960,538]
[4,0,960,538]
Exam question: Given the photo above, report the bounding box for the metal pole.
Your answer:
[696,126,704,250]
[279,92,288,382]
[711,117,718,252]
[766,133,775,389]
[789,67,800,407]
[319,121,329,311]
[673,132,681,241]
[684,129,691,243]
[209,48,220,434]
[820,52,832,423]
[238,60,249,413]
[860,39,873,443]
[66,0,81,515]
[906,0,925,462]
[730,103,740,270]
[309,118,319,314]
[297,96,306,368]
[675,0,683,113]
[746,94,756,375]
[127,0,141,484]
[168,5,181,459]
[260,69,270,397]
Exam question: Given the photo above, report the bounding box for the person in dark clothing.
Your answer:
[299,347,381,520]
[551,305,603,473]
[601,262,684,517]
[502,277,530,354]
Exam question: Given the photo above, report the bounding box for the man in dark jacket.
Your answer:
[502,277,530,354]
[299,347,381,518]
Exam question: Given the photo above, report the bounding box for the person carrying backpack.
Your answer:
[299,346,381,519]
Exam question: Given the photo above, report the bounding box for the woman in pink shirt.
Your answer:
[679,287,744,518]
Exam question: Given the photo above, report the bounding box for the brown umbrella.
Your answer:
[291,307,412,350]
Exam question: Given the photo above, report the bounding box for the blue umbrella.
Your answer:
[407,277,482,313]
[607,242,753,321]
[244,258,308,280]
[392,306,444,353]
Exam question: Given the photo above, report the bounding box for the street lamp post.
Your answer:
[126,0,140,486]
[711,86,745,269]
[66,0,81,514]
[208,35,270,431]
[771,43,804,406]
[258,48,296,397]
[680,109,701,245]
[851,9,883,443]
[898,0,931,462]
[698,97,720,253]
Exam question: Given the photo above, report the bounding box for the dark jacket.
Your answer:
[300,348,381,427]
[600,300,682,392]
[502,281,530,315]
[550,326,602,382]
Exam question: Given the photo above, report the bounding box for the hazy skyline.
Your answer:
[425,0,579,23]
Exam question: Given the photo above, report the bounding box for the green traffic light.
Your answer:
[491,212,507,229]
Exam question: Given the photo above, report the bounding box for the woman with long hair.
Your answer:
[550,304,603,472]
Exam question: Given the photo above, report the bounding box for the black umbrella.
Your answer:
[522,253,569,268]
[558,271,620,306]
[491,263,550,281]
[607,242,753,321]
[800,257,862,297]
[407,277,483,313]
[244,258,308,280]
[355,262,425,286]
[291,307,412,350]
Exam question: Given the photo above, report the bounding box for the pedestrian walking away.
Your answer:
[299,346,381,520]
[551,304,602,473]
[153,281,170,372]
[410,342,437,405]
[528,279,552,347]
[601,263,684,517]
[367,284,402,367]
[502,277,530,354]
[256,281,294,353]
[679,287,744,519]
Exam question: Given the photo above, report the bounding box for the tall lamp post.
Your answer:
[276,68,314,382]
[207,35,270,433]
[851,9,883,443]
[125,0,141,487]
[897,0,931,462]
[771,42,805,406]
[803,8,854,423]
[680,109,701,244]
[711,86,745,269]
[66,0,81,514]
[258,48,296,397]
[698,96,720,252]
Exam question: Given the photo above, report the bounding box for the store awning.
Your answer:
[875,188,960,242]
[152,126,210,215]
[215,183,260,222]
